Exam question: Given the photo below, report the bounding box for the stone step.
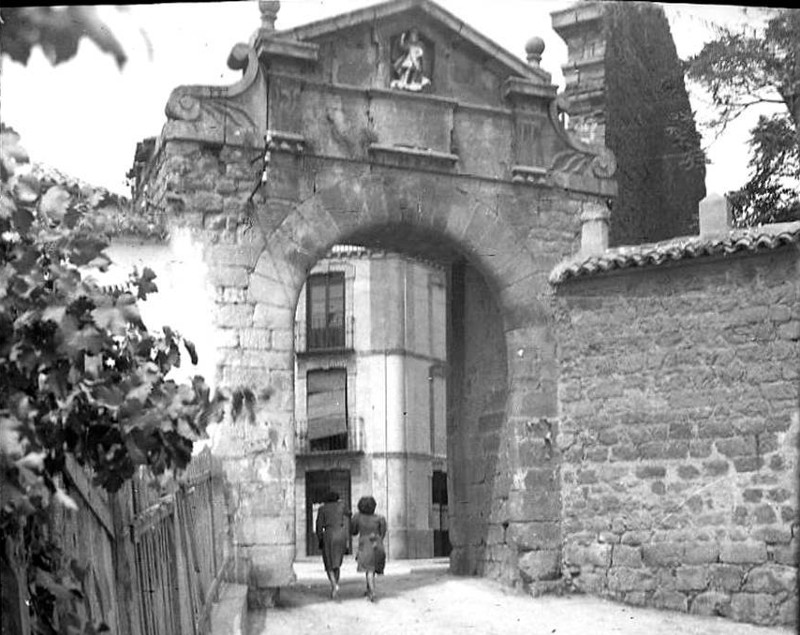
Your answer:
[210,582,249,635]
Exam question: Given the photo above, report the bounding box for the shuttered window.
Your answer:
[306,369,347,440]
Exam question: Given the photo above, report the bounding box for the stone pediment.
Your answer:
[156,0,616,198]
[263,0,553,106]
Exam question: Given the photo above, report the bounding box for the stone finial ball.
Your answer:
[525,36,546,62]
[259,0,281,13]
[259,0,281,28]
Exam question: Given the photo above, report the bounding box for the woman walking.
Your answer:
[350,495,387,602]
[315,490,350,600]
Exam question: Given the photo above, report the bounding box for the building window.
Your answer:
[432,470,451,556]
[307,369,348,451]
[307,272,345,350]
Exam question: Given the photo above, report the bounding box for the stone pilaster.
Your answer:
[551,2,607,146]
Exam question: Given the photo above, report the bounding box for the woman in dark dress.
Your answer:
[315,490,349,599]
[350,495,387,602]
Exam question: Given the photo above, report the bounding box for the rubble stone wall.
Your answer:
[553,250,799,626]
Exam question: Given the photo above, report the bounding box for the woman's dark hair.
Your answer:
[357,495,377,515]
[324,490,340,503]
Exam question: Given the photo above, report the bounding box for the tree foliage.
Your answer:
[0,10,231,633]
[687,8,800,226]
[0,126,222,633]
[0,6,126,68]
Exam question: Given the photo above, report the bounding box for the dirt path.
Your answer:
[246,558,792,635]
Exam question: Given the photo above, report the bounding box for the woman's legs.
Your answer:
[332,567,340,599]
[366,571,376,601]
[326,569,338,598]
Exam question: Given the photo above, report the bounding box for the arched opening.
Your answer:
[245,174,562,591]
[288,225,509,575]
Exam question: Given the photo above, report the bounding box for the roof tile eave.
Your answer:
[549,221,800,285]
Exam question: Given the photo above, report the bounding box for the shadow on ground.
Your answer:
[274,569,448,609]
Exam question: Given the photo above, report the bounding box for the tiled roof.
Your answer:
[549,221,800,284]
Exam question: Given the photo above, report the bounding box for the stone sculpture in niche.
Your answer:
[390,29,431,92]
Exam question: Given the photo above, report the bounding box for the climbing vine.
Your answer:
[0,125,222,633]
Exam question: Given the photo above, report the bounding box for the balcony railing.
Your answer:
[295,316,354,353]
[295,417,364,455]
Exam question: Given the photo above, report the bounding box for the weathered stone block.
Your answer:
[624,591,647,606]
[239,328,272,350]
[720,541,768,564]
[702,458,730,476]
[571,571,608,595]
[620,531,651,546]
[214,303,255,328]
[743,565,797,594]
[248,545,295,589]
[634,464,666,479]
[651,588,688,612]
[209,265,250,288]
[270,328,294,351]
[211,244,262,268]
[733,455,763,472]
[248,273,293,308]
[675,565,708,591]
[564,542,612,568]
[247,480,290,514]
[716,437,755,457]
[507,488,560,522]
[752,526,792,544]
[752,503,777,524]
[612,544,642,568]
[518,549,561,581]
[742,488,763,502]
[610,444,637,461]
[778,595,797,626]
[506,521,560,550]
[642,542,683,567]
[189,191,224,213]
[236,515,293,545]
[708,564,745,591]
[634,441,673,460]
[683,542,719,564]
[690,591,731,617]
[773,543,799,565]
[689,440,712,457]
[729,592,776,625]
[677,465,700,480]
[607,566,655,592]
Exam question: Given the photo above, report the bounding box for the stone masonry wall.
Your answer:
[553,250,799,627]
[448,261,509,577]
[142,131,587,598]
[137,1,618,597]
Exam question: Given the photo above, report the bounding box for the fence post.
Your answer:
[1,533,30,635]
[111,482,139,635]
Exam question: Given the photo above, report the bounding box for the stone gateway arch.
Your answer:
[131,0,798,627]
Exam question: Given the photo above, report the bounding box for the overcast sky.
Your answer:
[1,1,778,198]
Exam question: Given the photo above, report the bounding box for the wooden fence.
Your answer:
[2,447,232,635]
[130,448,230,635]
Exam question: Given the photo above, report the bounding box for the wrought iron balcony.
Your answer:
[295,315,354,354]
[295,417,364,455]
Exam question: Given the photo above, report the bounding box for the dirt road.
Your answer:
[246,558,792,635]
